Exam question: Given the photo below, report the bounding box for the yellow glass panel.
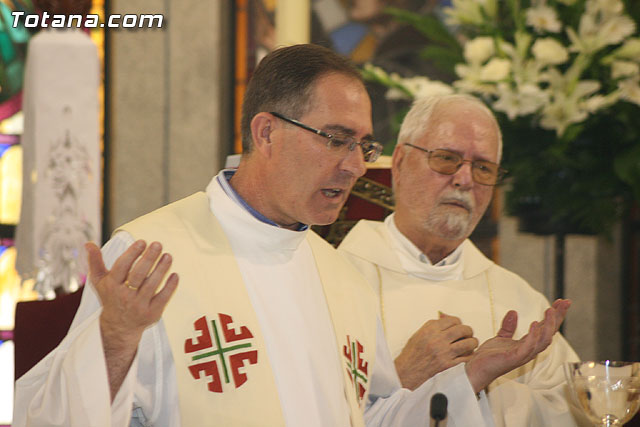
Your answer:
[0,111,23,135]
[89,0,105,185]
[0,144,21,224]
[0,247,20,329]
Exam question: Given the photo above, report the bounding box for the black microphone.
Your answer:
[430,392,448,427]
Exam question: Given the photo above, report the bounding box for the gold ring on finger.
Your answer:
[124,280,138,291]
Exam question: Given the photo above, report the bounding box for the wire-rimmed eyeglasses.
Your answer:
[271,112,383,163]
[404,143,507,186]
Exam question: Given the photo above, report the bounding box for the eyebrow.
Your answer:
[324,124,374,140]
[436,147,497,163]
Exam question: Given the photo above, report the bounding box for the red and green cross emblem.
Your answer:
[343,335,369,403]
[184,313,258,393]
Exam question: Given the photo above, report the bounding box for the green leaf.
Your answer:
[558,123,584,144]
[361,68,414,98]
[614,145,640,201]
[419,45,464,74]
[384,7,462,52]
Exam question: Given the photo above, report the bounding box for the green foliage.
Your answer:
[500,100,640,234]
[385,7,461,51]
[384,7,463,75]
[367,0,640,235]
[419,45,463,76]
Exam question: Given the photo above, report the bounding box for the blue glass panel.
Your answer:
[329,22,368,55]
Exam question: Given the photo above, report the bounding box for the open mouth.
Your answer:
[321,188,344,198]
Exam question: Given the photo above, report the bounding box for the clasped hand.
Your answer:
[395,300,571,393]
[395,312,478,390]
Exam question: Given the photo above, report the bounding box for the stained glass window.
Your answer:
[0,0,106,423]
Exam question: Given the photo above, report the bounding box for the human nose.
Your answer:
[452,160,473,188]
[340,145,367,178]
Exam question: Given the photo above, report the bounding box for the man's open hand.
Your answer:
[86,240,179,400]
[465,299,571,393]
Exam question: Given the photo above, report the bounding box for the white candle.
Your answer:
[275,0,310,46]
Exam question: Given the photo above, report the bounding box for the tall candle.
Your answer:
[275,0,310,46]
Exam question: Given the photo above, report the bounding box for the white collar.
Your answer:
[384,213,464,281]
[206,170,308,254]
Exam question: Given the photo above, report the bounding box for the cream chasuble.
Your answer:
[118,193,377,426]
[339,218,584,427]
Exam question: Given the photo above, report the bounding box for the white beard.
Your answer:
[425,209,471,239]
[425,190,475,240]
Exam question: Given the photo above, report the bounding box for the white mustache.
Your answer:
[439,190,474,212]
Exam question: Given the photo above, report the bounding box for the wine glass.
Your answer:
[564,361,640,426]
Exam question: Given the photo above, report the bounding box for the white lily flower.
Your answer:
[612,61,640,79]
[610,38,640,60]
[599,16,636,47]
[498,39,516,57]
[402,76,449,96]
[567,27,590,54]
[454,63,475,80]
[619,77,640,105]
[386,87,412,101]
[363,63,393,85]
[455,61,500,94]
[366,0,637,142]
[540,95,588,136]
[575,4,636,53]
[579,13,598,38]
[480,58,512,81]
[412,80,455,99]
[453,79,498,96]
[513,60,543,87]
[492,85,521,120]
[443,0,485,26]
[452,63,497,95]
[493,83,548,119]
[583,95,605,113]
[526,5,562,33]
[587,0,624,16]
[514,31,533,59]
[464,37,495,64]
[574,80,601,98]
[532,38,569,65]
[536,70,602,135]
[582,92,620,113]
[383,75,455,101]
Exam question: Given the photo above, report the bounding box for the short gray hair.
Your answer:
[397,94,503,161]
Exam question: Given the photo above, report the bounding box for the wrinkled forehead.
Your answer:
[423,101,501,158]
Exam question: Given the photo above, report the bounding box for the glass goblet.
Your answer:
[564,361,640,427]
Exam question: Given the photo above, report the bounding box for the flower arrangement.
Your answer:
[364,0,640,234]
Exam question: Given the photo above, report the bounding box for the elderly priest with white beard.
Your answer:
[339,94,585,426]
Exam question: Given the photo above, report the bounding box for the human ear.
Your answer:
[391,143,406,187]
[250,112,275,158]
